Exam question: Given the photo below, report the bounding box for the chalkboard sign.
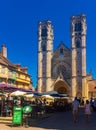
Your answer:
[12,106,23,125]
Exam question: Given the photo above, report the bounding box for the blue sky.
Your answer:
[0,0,96,88]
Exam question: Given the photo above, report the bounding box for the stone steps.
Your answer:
[0,117,12,124]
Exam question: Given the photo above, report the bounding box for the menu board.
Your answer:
[12,106,23,125]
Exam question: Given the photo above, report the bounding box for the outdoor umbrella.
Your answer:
[24,94,34,98]
[10,90,27,96]
[0,92,7,97]
[41,94,54,100]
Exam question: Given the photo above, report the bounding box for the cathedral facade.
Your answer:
[37,14,96,100]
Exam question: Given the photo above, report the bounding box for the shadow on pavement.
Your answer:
[5,108,96,130]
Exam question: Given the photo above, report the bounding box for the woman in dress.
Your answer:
[85,100,91,122]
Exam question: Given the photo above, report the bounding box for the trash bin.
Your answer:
[12,106,23,125]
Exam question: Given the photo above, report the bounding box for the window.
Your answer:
[8,80,12,84]
[41,28,47,37]
[76,41,80,48]
[77,70,79,73]
[75,33,81,36]
[60,48,63,54]
[0,78,2,83]
[1,66,5,74]
[43,72,45,75]
[42,44,46,51]
[75,22,82,32]
[57,65,66,77]
[18,73,20,78]
[8,70,13,76]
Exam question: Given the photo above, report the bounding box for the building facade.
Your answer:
[37,14,96,100]
[0,45,34,93]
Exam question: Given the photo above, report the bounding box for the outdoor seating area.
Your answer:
[0,89,72,119]
[0,84,35,117]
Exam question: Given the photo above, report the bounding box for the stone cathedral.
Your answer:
[37,14,96,100]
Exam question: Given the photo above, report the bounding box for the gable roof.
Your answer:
[54,42,71,53]
[0,53,16,69]
[0,53,30,76]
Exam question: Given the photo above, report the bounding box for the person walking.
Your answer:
[85,100,91,122]
[93,98,96,112]
[72,97,79,123]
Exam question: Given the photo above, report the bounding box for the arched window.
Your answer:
[76,41,80,48]
[75,22,82,32]
[41,28,47,37]
[42,44,46,51]
[60,48,63,54]
[57,65,66,76]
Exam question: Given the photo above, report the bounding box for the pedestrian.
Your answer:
[93,98,96,112]
[85,100,91,122]
[16,99,21,106]
[72,97,79,123]
[90,97,94,110]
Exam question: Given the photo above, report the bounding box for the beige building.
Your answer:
[0,44,34,93]
[37,14,96,100]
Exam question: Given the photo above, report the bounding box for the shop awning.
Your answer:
[0,83,34,93]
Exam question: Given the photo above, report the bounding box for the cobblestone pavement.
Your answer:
[1,108,96,130]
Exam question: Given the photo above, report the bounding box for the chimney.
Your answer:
[1,44,7,58]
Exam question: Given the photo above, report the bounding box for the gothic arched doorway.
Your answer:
[54,80,69,94]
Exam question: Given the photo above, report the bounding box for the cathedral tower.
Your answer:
[37,21,54,92]
[71,14,87,99]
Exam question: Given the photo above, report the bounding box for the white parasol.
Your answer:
[41,94,54,100]
[24,94,34,98]
[10,90,26,96]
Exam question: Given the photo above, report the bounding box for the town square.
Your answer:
[0,0,96,130]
